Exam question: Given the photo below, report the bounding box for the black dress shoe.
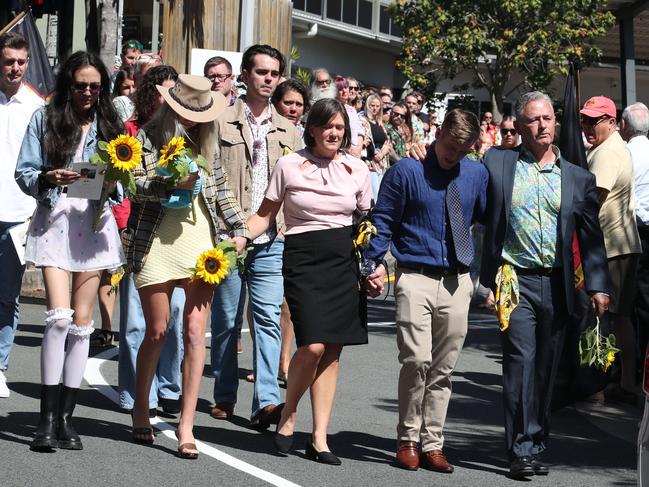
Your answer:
[305,441,341,465]
[509,456,535,479]
[274,432,293,455]
[531,455,549,475]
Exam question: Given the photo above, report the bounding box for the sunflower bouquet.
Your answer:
[156,136,210,210]
[579,316,620,373]
[89,134,143,231]
[192,241,247,286]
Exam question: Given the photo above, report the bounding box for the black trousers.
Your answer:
[501,271,567,459]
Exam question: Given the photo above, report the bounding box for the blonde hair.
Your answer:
[364,94,383,123]
[147,103,217,162]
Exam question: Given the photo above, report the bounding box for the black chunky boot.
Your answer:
[57,385,83,450]
[31,384,59,451]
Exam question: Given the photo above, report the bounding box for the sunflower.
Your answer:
[108,268,125,295]
[604,351,616,371]
[106,135,142,172]
[193,248,230,285]
[158,136,186,167]
[354,220,377,249]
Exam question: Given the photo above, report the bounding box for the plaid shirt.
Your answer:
[123,124,249,273]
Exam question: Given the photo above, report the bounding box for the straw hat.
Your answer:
[157,74,227,123]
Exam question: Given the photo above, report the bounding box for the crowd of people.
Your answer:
[1,30,649,480]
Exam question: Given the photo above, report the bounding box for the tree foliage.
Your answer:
[390,0,615,118]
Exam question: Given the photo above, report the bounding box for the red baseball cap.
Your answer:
[580,96,617,118]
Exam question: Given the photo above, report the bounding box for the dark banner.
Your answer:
[7,9,55,98]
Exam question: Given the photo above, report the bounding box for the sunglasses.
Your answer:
[349,85,359,91]
[392,112,406,119]
[580,115,611,127]
[207,73,232,82]
[125,40,143,50]
[316,78,332,86]
[501,128,517,135]
[72,82,101,93]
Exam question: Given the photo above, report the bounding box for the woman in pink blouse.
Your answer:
[245,98,371,464]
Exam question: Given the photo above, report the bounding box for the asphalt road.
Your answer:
[0,293,640,487]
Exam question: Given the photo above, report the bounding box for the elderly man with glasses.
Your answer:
[581,96,642,402]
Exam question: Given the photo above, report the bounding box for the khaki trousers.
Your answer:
[395,268,473,451]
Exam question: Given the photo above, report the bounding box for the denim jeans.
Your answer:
[0,221,25,371]
[118,273,185,409]
[211,238,284,415]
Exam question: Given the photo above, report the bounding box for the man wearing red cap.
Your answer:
[581,95,642,400]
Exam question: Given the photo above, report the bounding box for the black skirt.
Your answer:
[283,226,368,347]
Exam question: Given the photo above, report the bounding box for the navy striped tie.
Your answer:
[446,179,474,266]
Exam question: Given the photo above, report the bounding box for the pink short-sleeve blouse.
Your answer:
[265,149,372,235]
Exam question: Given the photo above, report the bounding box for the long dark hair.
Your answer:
[45,51,122,167]
[304,98,351,150]
[112,65,134,98]
[133,64,178,125]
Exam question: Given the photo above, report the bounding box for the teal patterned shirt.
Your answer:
[502,146,562,269]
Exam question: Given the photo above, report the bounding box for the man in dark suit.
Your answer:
[480,91,610,479]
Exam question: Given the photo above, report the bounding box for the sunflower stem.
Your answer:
[92,190,108,232]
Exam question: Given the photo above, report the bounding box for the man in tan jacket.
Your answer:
[581,95,642,400]
[209,44,302,429]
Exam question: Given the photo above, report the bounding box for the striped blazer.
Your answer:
[123,124,249,273]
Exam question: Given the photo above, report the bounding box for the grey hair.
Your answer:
[515,91,553,118]
[311,67,330,80]
[621,102,649,136]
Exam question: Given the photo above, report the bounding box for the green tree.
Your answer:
[391,0,615,119]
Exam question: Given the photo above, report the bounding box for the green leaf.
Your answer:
[90,152,108,165]
[98,141,109,151]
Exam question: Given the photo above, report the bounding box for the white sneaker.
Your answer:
[0,370,9,398]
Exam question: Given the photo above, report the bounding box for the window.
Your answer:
[379,4,401,37]
[292,0,321,15]
[326,0,341,20]
[358,1,372,29]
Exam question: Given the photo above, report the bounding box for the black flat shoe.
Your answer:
[305,441,341,465]
[509,456,535,479]
[531,455,549,475]
[274,432,293,455]
[159,397,181,415]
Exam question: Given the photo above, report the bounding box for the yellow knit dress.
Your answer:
[135,196,214,289]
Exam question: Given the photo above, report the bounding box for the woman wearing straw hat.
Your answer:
[124,74,249,458]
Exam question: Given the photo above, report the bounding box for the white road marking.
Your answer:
[84,347,300,487]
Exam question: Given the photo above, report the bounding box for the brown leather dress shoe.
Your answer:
[422,449,454,473]
[396,440,419,470]
[210,402,234,420]
[250,403,284,430]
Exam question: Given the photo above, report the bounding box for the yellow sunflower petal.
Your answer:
[158,136,186,168]
[106,134,142,172]
[193,248,230,285]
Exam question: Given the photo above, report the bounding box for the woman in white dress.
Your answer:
[15,51,124,452]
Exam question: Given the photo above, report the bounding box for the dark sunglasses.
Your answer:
[392,112,406,119]
[72,82,101,93]
[580,115,611,127]
[348,85,359,91]
[501,128,517,135]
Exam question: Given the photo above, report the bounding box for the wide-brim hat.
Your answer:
[157,73,227,123]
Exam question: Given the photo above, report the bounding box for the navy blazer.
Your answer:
[479,146,610,314]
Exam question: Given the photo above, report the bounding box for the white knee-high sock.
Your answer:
[62,321,93,388]
[41,308,74,386]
